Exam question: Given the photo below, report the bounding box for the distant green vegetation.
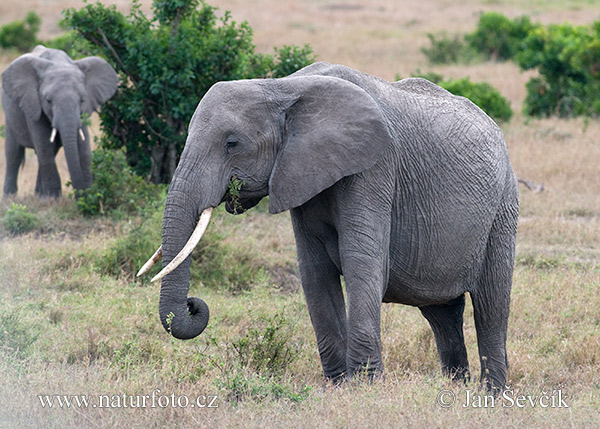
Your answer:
[422,11,600,118]
[0,12,41,52]
[414,72,513,123]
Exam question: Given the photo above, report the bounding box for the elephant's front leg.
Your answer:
[338,214,391,378]
[291,212,348,381]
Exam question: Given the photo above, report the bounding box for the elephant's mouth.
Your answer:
[224,195,263,214]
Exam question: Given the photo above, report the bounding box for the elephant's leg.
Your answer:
[471,202,517,393]
[420,294,469,381]
[337,216,390,379]
[342,252,387,378]
[34,139,62,198]
[3,130,25,196]
[291,212,347,381]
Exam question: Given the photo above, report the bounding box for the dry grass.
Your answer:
[2,0,600,428]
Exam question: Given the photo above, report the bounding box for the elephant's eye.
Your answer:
[45,97,52,104]
[225,139,239,152]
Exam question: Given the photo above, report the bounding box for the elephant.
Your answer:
[138,62,519,391]
[2,45,118,197]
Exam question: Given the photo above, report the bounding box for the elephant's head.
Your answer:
[139,74,392,339]
[1,46,118,191]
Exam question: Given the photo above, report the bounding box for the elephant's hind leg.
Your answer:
[420,294,469,382]
[471,198,518,393]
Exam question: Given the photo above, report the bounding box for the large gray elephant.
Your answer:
[139,62,519,391]
[2,45,118,197]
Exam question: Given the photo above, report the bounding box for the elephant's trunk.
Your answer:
[54,109,89,192]
[157,177,214,340]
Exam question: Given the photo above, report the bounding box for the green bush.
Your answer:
[73,148,163,217]
[63,0,315,184]
[97,204,163,278]
[421,33,475,64]
[1,203,38,235]
[213,311,310,404]
[465,12,539,61]
[414,72,513,123]
[517,21,600,117]
[0,12,41,52]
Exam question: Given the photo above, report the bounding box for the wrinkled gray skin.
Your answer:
[159,62,519,391]
[2,45,118,197]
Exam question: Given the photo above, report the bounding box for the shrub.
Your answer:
[0,12,41,52]
[1,203,38,235]
[63,0,315,184]
[413,72,513,123]
[96,203,163,278]
[517,21,600,117]
[73,148,163,217]
[213,311,310,404]
[465,12,539,61]
[421,33,474,64]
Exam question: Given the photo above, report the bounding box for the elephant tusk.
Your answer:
[50,128,57,143]
[79,128,86,141]
[151,207,214,283]
[136,245,162,277]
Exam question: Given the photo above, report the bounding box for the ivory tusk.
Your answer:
[79,128,86,141]
[151,207,214,283]
[136,245,162,277]
[50,128,57,143]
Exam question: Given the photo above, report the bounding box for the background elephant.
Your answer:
[140,62,519,391]
[2,45,118,197]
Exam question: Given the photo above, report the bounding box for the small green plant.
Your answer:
[229,311,299,376]
[412,72,513,123]
[72,148,163,217]
[0,11,41,52]
[0,308,39,358]
[224,176,246,214]
[1,203,38,235]
[212,311,310,404]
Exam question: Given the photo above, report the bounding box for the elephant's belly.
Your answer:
[382,275,468,307]
[382,232,487,306]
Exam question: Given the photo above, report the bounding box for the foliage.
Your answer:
[414,72,513,123]
[96,203,163,279]
[0,309,39,359]
[212,311,310,404]
[422,12,538,64]
[0,12,41,52]
[516,21,600,117]
[1,203,38,235]
[465,12,539,61]
[421,33,475,64]
[72,148,163,217]
[63,0,315,184]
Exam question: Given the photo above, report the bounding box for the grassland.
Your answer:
[1,1,600,427]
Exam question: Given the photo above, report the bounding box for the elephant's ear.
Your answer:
[1,55,52,121]
[268,76,392,214]
[76,57,118,111]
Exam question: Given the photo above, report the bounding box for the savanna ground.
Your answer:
[1,0,599,427]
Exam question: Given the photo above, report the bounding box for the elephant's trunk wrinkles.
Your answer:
[157,179,216,340]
